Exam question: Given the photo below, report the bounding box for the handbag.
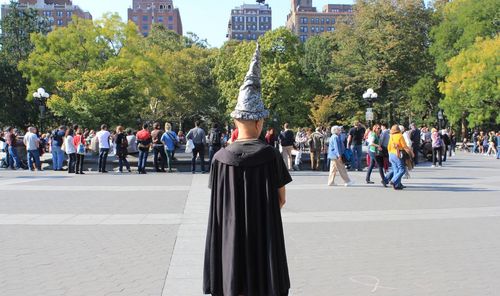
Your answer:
[185,139,194,153]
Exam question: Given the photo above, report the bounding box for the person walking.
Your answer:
[327,126,353,186]
[379,124,390,173]
[431,128,443,167]
[347,121,366,171]
[114,126,131,173]
[293,127,307,171]
[64,128,76,174]
[50,126,66,171]
[486,131,498,156]
[74,128,86,174]
[279,123,295,170]
[409,123,421,164]
[186,121,207,174]
[204,45,291,296]
[96,125,111,173]
[151,122,167,172]
[496,131,500,159]
[161,123,178,173]
[365,124,386,185]
[385,125,414,190]
[23,126,41,171]
[309,127,324,171]
[449,131,457,157]
[441,129,451,162]
[322,127,331,172]
[136,123,152,174]
[207,123,222,168]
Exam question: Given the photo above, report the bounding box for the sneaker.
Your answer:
[345,181,354,187]
[381,180,388,188]
[431,165,436,168]
[366,181,374,184]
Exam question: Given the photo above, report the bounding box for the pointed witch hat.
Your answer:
[230,43,269,121]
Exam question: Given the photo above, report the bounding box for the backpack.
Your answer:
[51,130,63,144]
[209,129,222,146]
[121,135,129,149]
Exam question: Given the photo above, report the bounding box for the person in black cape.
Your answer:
[204,44,292,296]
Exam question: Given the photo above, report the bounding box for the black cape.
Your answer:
[203,140,292,296]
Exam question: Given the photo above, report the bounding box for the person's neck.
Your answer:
[237,130,259,141]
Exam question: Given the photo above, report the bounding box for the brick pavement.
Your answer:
[0,153,499,295]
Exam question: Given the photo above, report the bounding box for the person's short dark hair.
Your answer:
[73,124,79,130]
[153,122,160,129]
[101,124,107,130]
[195,121,200,127]
[142,123,149,129]
[126,128,133,135]
[212,123,219,129]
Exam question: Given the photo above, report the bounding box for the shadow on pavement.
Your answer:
[404,185,495,192]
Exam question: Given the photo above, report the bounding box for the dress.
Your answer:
[204,139,292,296]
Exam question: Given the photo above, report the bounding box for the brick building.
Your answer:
[1,0,92,28]
[227,3,272,41]
[286,0,353,42]
[128,0,183,37]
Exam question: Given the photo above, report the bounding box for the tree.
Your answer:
[214,28,311,127]
[48,67,146,128]
[301,34,338,95]
[430,0,499,77]
[0,1,50,127]
[438,36,500,128]
[330,0,434,125]
[408,75,442,126]
[19,14,137,97]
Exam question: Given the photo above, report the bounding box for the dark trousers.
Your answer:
[98,148,109,172]
[117,152,130,172]
[76,154,84,173]
[443,146,448,162]
[412,144,419,164]
[192,143,205,173]
[432,147,442,166]
[3,145,10,167]
[153,145,167,171]
[208,145,221,168]
[366,151,385,182]
[67,153,76,173]
[322,152,330,171]
[27,149,41,171]
[138,149,148,172]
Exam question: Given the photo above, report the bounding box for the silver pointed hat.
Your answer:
[230,43,269,120]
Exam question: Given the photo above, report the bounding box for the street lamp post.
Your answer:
[33,88,50,133]
[363,88,378,127]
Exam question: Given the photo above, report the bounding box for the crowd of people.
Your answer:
[1,121,499,186]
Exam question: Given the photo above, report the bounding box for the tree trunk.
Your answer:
[461,113,467,140]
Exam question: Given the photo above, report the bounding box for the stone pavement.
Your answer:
[0,152,499,295]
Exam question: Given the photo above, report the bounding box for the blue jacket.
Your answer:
[328,134,344,160]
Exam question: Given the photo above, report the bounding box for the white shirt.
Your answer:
[96,130,111,149]
[23,132,39,151]
[65,135,76,154]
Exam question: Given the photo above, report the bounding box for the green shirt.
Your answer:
[368,132,379,153]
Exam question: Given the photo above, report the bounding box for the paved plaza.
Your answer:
[0,153,499,296]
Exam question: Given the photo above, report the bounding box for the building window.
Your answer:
[142,15,148,22]
[67,11,72,17]
[326,18,330,24]
[168,24,174,30]
[331,18,336,24]
[43,11,52,17]
[311,26,315,32]
[57,11,63,17]
[57,19,63,26]
[168,15,173,22]
[316,18,319,24]
[321,18,325,24]
[142,24,149,31]
[320,26,324,32]
[157,16,164,23]
[132,16,138,22]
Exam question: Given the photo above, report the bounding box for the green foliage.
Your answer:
[48,67,145,128]
[439,36,500,126]
[430,0,500,77]
[408,75,442,126]
[328,0,434,125]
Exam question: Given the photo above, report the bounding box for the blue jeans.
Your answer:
[208,145,220,169]
[138,150,149,172]
[387,153,405,187]
[497,146,500,159]
[28,149,41,170]
[98,148,109,172]
[350,144,363,170]
[8,146,21,168]
[52,145,64,170]
[366,150,385,182]
[472,142,477,153]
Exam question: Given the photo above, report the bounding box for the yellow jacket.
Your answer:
[388,133,408,155]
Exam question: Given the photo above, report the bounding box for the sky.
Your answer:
[1,0,354,47]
